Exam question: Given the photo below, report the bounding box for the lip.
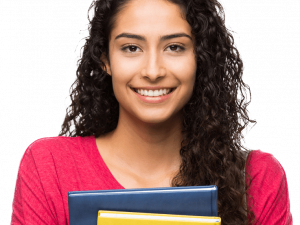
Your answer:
[131,87,176,104]
[130,86,176,90]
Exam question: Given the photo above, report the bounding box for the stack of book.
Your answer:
[68,185,221,224]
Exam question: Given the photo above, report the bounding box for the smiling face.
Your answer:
[102,0,197,125]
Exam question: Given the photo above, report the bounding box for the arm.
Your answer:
[11,146,57,224]
[246,151,293,225]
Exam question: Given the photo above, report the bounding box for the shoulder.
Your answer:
[246,150,293,224]
[19,136,95,172]
[13,136,97,224]
[17,135,103,189]
[25,136,80,153]
[18,136,77,173]
[246,149,285,176]
[22,135,94,158]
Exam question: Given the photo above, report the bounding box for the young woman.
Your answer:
[11,0,292,224]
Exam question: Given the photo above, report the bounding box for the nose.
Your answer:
[142,52,167,80]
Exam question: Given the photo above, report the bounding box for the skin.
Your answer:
[96,0,197,189]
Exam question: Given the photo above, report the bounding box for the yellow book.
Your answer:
[97,210,221,225]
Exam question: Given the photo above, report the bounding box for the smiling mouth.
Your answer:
[130,87,177,97]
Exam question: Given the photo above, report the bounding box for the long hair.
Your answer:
[59,0,258,224]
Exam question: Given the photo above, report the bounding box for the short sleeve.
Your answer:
[246,150,293,225]
[11,146,57,224]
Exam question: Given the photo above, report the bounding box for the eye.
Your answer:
[166,44,185,52]
[121,44,185,54]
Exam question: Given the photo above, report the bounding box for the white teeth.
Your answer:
[134,88,173,97]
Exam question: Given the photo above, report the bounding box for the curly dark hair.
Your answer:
[59,0,258,224]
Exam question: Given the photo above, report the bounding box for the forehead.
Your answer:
[111,0,191,39]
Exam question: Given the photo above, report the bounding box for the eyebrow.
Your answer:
[114,32,192,42]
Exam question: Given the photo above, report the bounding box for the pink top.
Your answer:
[11,136,293,224]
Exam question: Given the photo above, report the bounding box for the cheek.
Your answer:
[182,73,196,102]
[182,62,196,83]
[168,55,197,86]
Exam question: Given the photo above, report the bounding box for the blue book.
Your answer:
[68,185,218,225]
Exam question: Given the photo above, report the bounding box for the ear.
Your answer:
[100,52,112,76]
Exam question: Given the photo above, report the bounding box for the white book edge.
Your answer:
[99,212,220,223]
[72,186,217,196]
